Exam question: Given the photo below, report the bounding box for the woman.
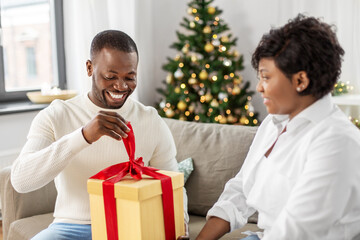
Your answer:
[196,14,360,240]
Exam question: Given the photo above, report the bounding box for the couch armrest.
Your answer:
[0,166,57,240]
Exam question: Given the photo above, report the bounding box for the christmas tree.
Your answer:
[156,0,258,125]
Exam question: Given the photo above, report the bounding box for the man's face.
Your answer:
[87,48,138,109]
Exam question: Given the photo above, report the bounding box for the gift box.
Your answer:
[87,170,185,240]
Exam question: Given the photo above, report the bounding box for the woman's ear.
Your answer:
[86,60,93,77]
[292,71,310,93]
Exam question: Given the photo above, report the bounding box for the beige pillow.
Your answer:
[163,118,257,216]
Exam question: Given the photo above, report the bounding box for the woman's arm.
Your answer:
[196,216,230,240]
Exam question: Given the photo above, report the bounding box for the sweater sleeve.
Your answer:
[148,115,178,171]
[207,169,256,232]
[11,107,90,193]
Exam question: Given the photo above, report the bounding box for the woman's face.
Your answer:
[256,58,304,119]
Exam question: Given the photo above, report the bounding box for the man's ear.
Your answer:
[86,60,93,77]
[292,71,310,93]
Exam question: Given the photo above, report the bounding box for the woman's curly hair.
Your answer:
[251,14,344,99]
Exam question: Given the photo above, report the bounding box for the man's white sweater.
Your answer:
[11,94,182,224]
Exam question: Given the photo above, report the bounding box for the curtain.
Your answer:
[63,0,138,100]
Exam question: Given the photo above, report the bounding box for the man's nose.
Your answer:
[113,79,128,90]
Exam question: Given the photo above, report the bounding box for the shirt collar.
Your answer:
[270,94,335,132]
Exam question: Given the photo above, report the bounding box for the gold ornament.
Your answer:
[174,54,181,61]
[232,86,241,95]
[221,36,229,43]
[182,45,189,54]
[166,73,174,84]
[210,99,219,107]
[187,8,193,15]
[203,26,212,34]
[179,115,187,121]
[188,105,195,112]
[227,115,236,123]
[165,108,175,118]
[207,6,216,14]
[189,21,195,28]
[233,50,240,57]
[191,55,198,62]
[205,92,213,102]
[240,116,248,124]
[188,77,197,85]
[219,116,227,124]
[204,42,214,52]
[199,70,208,80]
[233,77,242,84]
[174,87,181,93]
[177,100,187,111]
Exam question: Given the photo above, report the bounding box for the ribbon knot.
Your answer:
[90,122,176,240]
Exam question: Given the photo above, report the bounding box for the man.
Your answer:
[11,30,188,239]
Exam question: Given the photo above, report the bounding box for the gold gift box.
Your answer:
[87,170,185,240]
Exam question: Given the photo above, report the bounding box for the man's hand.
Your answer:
[82,111,130,144]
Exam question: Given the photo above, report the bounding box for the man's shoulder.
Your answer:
[41,94,86,117]
[129,98,159,117]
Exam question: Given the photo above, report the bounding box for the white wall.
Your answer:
[136,0,358,121]
[0,111,39,168]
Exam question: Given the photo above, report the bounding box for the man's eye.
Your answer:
[105,76,115,80]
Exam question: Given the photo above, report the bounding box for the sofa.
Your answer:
[0,118,260,240]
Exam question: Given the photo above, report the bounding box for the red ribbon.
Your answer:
[90,123,176,240]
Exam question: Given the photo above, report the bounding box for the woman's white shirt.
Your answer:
[207,94,360,240]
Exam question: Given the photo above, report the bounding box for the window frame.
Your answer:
[0,0,66,103]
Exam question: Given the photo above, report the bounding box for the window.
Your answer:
[26,47,37,78]
[0,0,65,102]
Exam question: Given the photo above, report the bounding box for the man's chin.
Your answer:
[105,96,129,109]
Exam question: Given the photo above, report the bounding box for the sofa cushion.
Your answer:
[163,118,257,216]
[177,157,194,183]
[7,213,53,240]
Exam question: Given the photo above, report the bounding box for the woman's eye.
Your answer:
[105,76,115,80]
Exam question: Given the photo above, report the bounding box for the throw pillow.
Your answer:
[178,157,193,183]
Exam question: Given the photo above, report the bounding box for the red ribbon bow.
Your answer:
[90,123,176,240]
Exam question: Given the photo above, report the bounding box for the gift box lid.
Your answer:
[88,170,184,201]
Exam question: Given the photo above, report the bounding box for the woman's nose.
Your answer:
[256,80,264,93]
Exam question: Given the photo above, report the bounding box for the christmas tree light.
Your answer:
[156,0,259,125]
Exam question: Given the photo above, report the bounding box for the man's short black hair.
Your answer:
[90,30,138,60]
[251,14,344,99]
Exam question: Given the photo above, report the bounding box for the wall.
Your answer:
[0,111,39,168]
[137,0,358,121]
